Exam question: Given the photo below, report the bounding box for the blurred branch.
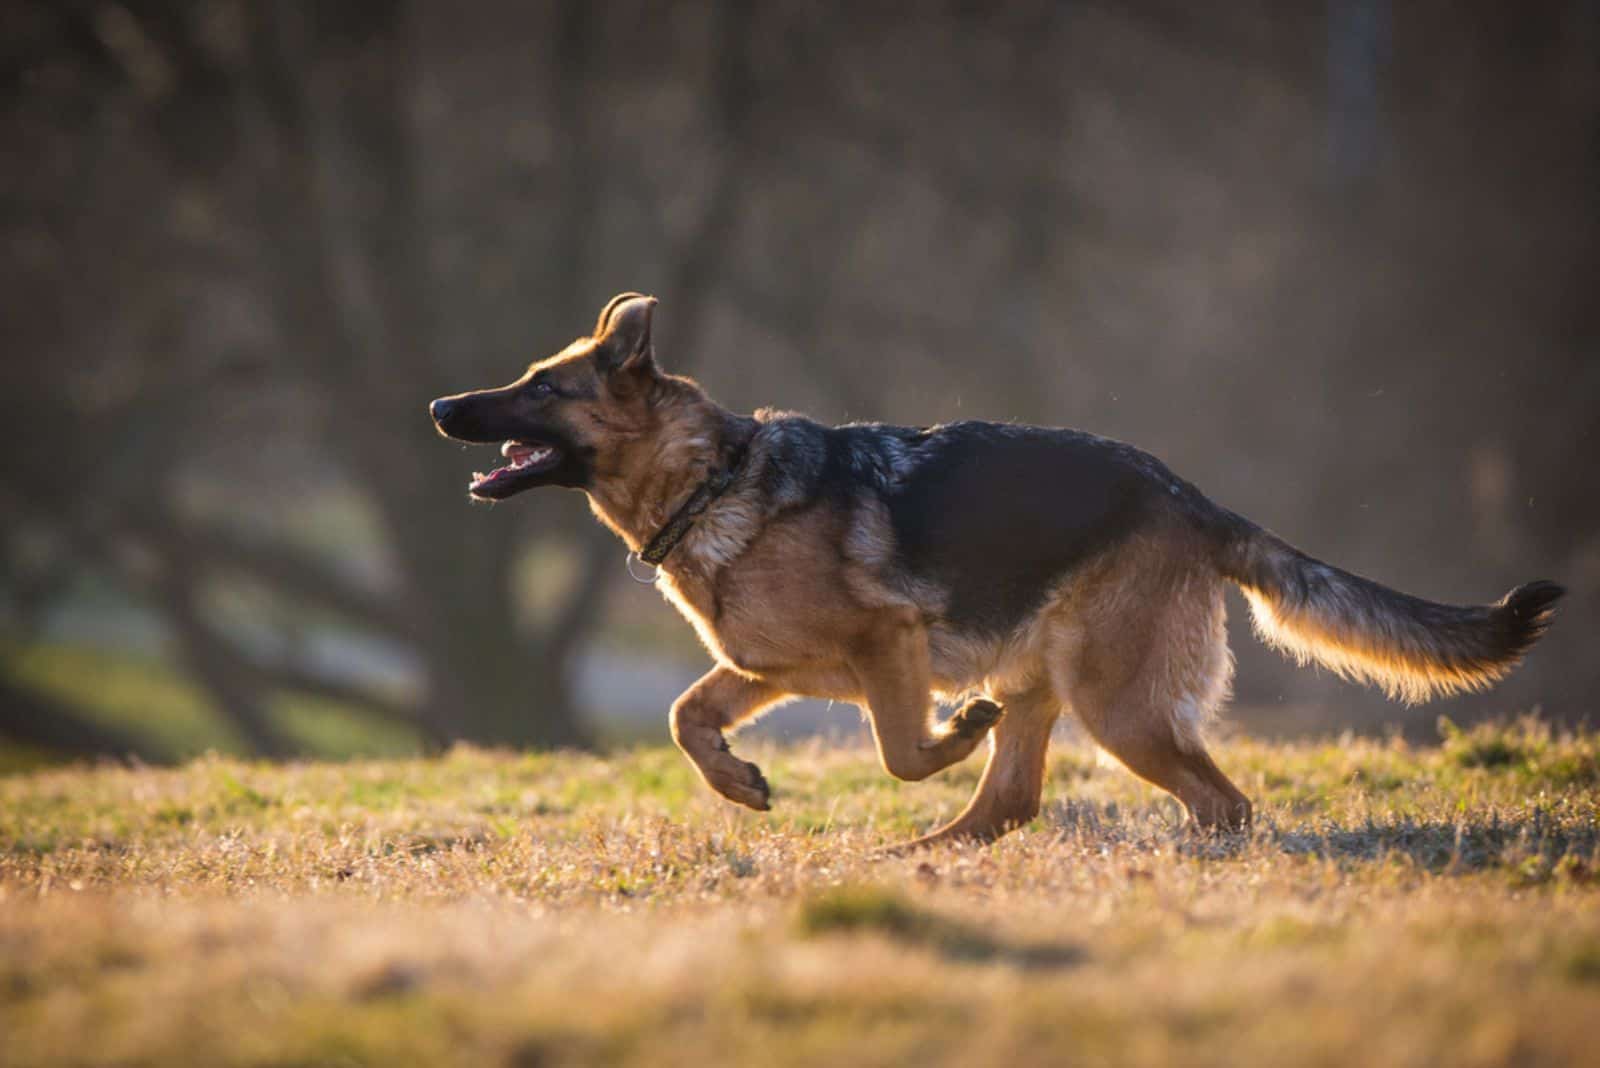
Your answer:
[180,521,416,642]
[2,478,430,756]
[237,1,375,409]
[542,526,616,670]
[150,545,297,759]
[654,0,757,375]
[244,656,441,747]
[128,508,437,749]
[0,676,153,760]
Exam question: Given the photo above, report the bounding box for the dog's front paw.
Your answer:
[948,697,1004,739]
[677,725,772,811]
[693,734,772,811]
[707,755,772,812]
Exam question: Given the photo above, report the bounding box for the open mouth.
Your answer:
[468,440,564,499]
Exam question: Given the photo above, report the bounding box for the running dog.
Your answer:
[429,293,1562,845]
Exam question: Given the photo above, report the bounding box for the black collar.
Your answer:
[637,445,749,566]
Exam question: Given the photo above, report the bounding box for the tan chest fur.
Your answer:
[652,504,877,698]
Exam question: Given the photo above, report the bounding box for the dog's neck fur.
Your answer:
[584,383,757,563]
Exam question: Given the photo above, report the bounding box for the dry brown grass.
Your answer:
[3,718,1599,1066]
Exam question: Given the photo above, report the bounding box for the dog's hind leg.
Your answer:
[850,613,1003,783]
[898,686,1059,849]
[1073,692,1251,831]
[1057,577,1251,831]
[671,666,786,811]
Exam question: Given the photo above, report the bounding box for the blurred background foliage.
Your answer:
[1,0,1595,765]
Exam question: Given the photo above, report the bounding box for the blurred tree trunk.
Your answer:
[244,0,597,748]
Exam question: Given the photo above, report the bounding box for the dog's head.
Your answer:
[429,293,694,501]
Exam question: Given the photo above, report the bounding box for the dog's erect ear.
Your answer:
[593,293,658,375]
[594,292,650,337]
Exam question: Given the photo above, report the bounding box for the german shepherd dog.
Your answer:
[430,294,1562,846]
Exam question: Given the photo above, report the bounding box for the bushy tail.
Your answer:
[1213,513,1562,704]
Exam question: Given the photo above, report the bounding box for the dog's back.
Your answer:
[767,415,1562,703]
[880,421,1192,634]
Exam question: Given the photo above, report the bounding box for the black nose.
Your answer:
[429,396,456,425]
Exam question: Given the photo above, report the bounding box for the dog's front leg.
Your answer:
[670,666,785,811]
[851,613,1003,782]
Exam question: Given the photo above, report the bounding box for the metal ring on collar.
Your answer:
[625,552,658,585]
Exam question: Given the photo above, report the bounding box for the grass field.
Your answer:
[3,717,1599,1067]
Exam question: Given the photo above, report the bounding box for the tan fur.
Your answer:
[1241,585,1505,704]
[1212,523,1562,707]
[580,377,1250,839]
[1043,527,1247,830]
[443,297,1462,846]
[493,303,1259,844]
[435,297,1558,847]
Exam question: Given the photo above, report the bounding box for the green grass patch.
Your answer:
[797,885,1082,967]
[2,641,420,767]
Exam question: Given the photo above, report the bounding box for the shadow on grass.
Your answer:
[1263,816,1600,876]
[796,886,1084,969]
[1045,801,1600,875]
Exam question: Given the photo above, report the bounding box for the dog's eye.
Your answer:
[530,381,554,398]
